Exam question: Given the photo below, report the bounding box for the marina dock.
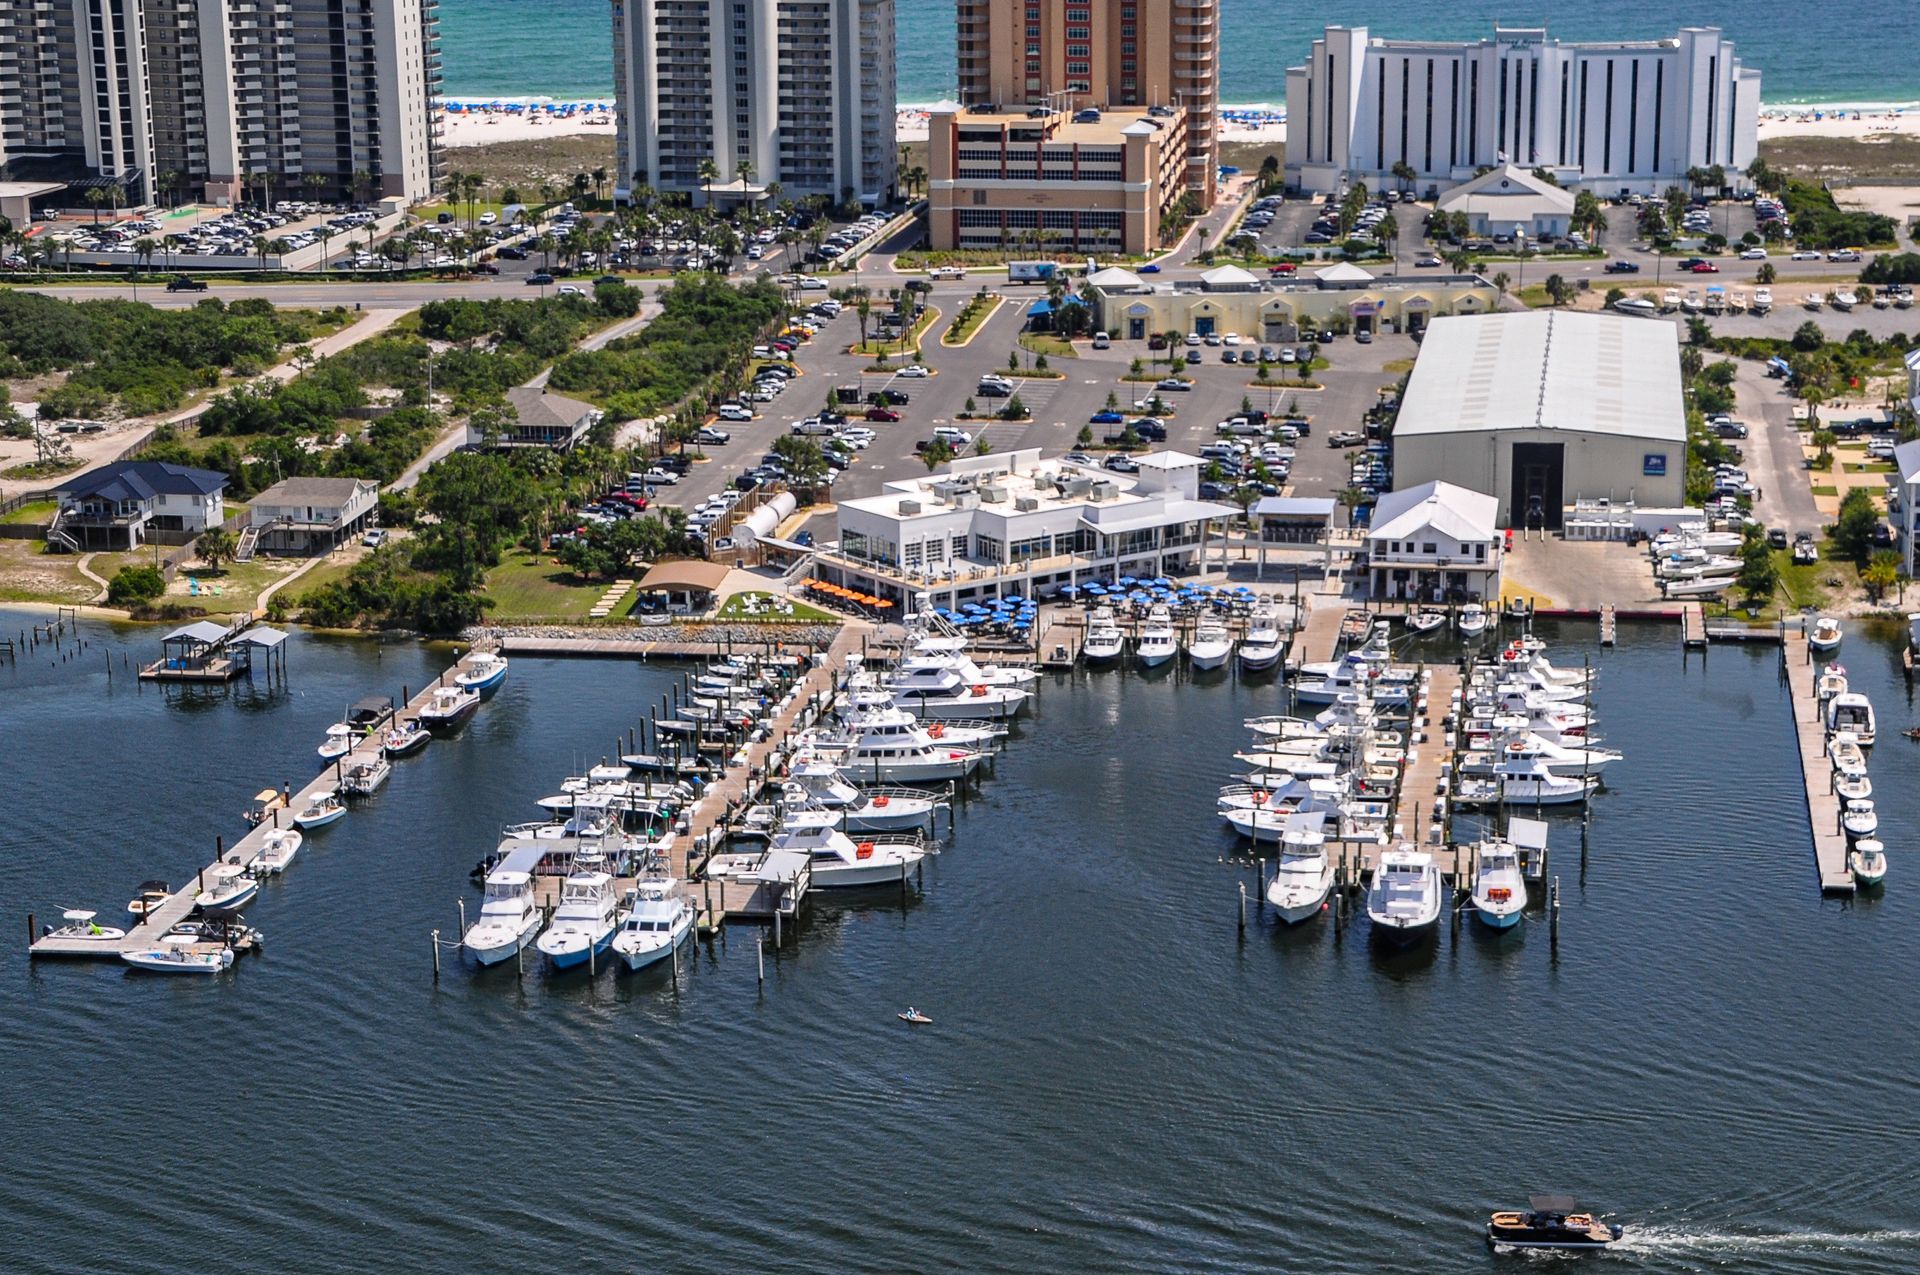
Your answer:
[1681,602,1707,648]
[1600,605,1616,646]
[1780,628,1856,895]
[30,649,495,959]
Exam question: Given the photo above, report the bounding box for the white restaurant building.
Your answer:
[819,449,1238,607]
[1284,23,1760,197]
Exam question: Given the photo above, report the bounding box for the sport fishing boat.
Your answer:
[1365,846,1442,940]
[1825,692,1876,746]
[40,909,128,947]
[454,650,510,697]
[121,946,235,975]
[1237,601,1284,671]
[1455,761,1598,807]
[1187,615,1233,670]
[193,863,259,916]
[534,871,619,970]
[1082,606,1125,665]
[778,758,947,831]
[1470,842,1528,929]
[418,684,482,730]
[797,709,985,784]
[316,722,356,761]
[292,789,347,828]
[1808,615,1843,653]
[383,719,430,757]
[883,658,1030,720]
[769,809,927,887]
[255,828,303,875]
[1263,817,1336,924]
[1467,732,1622,778]
[1487,1197,1623,1251]
[1842,799,1878,839]
[1850,837,1888,886]
[1836,770,1873,802]
[611,877,694,971]
[1134,604,1178,669]
[463,845,546,966]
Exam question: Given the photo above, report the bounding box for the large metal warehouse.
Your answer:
[1389,311,1688,529]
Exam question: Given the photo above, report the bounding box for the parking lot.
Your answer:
[649,285,1416,546]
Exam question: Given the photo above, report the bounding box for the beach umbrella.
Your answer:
[1060,584,1081,596]
[1117,576,1137,586]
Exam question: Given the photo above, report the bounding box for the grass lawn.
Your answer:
[0,539,96,604]
[1810,485,1838,498]
[1016,332,1079,359]
[716,591,838,623]
[1773,547,1862,614]
[481,552,607,621]
[287,546,368,600]
[941,295,1002,346]
[853,306,941,358]
[1,499,57,526]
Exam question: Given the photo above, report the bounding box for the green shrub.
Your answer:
[106,564,166,605]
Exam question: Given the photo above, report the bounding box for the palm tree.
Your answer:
[697,158,719,209]
[157,169,183,208]
[461,172,483,228]
[304,171,327,205]
[592,166,609,206]
[252,235,270,269]
[351,169,374,206]
[1390,159,1417,194]
[570,172,591,206]
[84,187,107,225]
[907,166,928,199]
[132,236,156,274]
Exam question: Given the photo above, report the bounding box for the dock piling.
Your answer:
[1237,881,1247,935]
[457,898,466,949]
[431,928,441,981]
[756,932,765,984]
[1549,877,1561,952]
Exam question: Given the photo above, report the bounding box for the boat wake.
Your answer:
[1612,1224,1920,1256]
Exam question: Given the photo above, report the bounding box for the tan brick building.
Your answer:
[953,0,1217,207]
[927,105,1189,256]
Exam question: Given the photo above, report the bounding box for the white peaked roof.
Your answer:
[1395,311,1686,442]
[1088,266,1145,288]
[1435,163,1576,217]
[1368,481,1499,544]
[1314,262,1374,282]
[1895,438,1920,485]
[1200,264,1259,288]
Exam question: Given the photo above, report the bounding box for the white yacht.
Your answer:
[1825,692,1876,746]
[902,632,1040,688]
[1827,731,1868,779]
[255,828,303,875]
[463,845,546,966]
[884,657,1030,720]
[534,871,619,970]
[1808,616,1843,653]
[1264,816,1336,923]
[1470,732,1622,778]
[1850,838,1888,886]
[1470,842,1528,929]
[798,709,985,784]
[1246,694,1378,741]
[1135,604,1179,669]
[1366,847,1443,939]
[1456,761,1598,807]
[1082,606,1125,665]
[772,809,928,887]
[1237,601,1284,671]
[1457,602,1489,637]
[780,758,946,831]
[1187,616,1233,670]
[611,878,694,972]
[1843,799,1879,839]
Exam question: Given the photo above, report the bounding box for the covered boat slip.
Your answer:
[29,648,501,962]
[139,621,291,684]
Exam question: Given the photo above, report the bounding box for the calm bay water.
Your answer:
[3,608,1920,1271]
[437,0,1920,106]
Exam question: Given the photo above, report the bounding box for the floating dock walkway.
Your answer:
[1780,627,1856,895]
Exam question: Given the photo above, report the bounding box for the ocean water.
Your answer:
[5,609,1920,1271]
[437,0,1920,107]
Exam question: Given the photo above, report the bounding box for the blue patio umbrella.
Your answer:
[1117,576,1137,586]
[1060,584,1081,595]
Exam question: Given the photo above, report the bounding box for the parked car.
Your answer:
[1089,410,1125,425]
[865,407,902,422]
[1155,378,1192,392]
[1131,419,1167,441]
[641,468,679,485]
[165,276,208,292]
[1327,430,1365,447]
[696,427,732,444]
[1103,454,1140,473]
[716,404,753,421]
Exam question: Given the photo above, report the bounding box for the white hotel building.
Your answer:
[1284,24,1760,197]
[818,449,1238,608]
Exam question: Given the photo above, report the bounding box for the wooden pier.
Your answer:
[1037,618,1082,669]
[1288,604,1347,670]
[1681,602,1707,648]
[1780,628,1856,895]
[1599,604,1616,646]
[497,634,831,661]
[29,649,496,960]
[1387,664,1465,878]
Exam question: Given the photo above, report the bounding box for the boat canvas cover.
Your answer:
[347,696,393,723]
[491,844,548,880]
[1528,1194,1579,1214]
[1507,816,1550,851]
[752,849,813,885]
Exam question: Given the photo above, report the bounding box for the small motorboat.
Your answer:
[340,757,392,796]
[418,684,481,730]
[1487,1196,1624,1251]
[1405,609,1447,635]
[1842,799,1878,839]
[293,789,347,829]
[122,947,235,975]
[1835,771,1872,801]
[1816,665,1848,705]
[193,863,259,916]
[454,650,510,697]
[1827,731,1868,779]
[255,828,303,874]
[898,1008,933,1025]
[1456,602,1488,638]
[41,909,128,945]
[126,880,172,918]
[1471,841,1528,929]
[1850,837,1888,886]
[383,719,430,757]
[1825,691,1876,746]
[316,722,356,761]
[1808,615,1843,653]
[1907,727,1920,743]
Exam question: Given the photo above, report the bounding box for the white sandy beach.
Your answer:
[439,101,1920,151]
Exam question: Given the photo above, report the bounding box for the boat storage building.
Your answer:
[1388,310,1686,529]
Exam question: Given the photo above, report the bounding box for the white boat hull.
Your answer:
[812,852,926,888]
[1136,646,1176,668]
[122,948,234,974]
[613,916,692,971]
[1238,644,1282,671]
[1188,643,1231,670]
[1082,640,1124,664]
[844,803,940,831]
[1266,869,1334,923]
[538,926,616,970]
[465,915,543,966]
